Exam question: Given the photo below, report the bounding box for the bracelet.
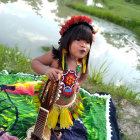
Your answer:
[43,66,50,75]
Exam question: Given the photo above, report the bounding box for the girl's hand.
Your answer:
[45,67,63,82]
[74,82,80,94]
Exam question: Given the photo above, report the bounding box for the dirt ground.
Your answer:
[113,99,140,140]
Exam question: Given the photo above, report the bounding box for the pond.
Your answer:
[0,0,140,93]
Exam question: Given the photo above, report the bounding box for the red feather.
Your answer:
[60,15,93,36]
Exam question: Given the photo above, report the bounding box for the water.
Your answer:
[0,0,140,92]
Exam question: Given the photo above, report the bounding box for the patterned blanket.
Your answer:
[0,71,121,140]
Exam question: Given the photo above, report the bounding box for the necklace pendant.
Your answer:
[60,70,78,99]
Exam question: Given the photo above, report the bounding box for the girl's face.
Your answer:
[69,39,91,59]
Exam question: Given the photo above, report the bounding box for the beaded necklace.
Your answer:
[60,59,82,100]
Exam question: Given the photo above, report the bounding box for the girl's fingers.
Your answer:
[49,72,55,82]
[53,71,59,81]
[46,68,63,81]
[52,70,60,82]
[55,69,63,74]
[54,69,63,81]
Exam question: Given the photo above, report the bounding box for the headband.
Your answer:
[59,15,98,37]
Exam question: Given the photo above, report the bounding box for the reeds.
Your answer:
[0,44,34,74]
[82,61,140,104]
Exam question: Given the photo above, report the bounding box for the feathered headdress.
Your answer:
[60,15,98,39]
[60,15,98,73]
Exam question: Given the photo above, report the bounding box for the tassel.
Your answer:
[32,93,41,112]
[83,55,87,73]
[62,49,67,70]
[60,107,73,129]
[77,101,84,111]
[75,108,83,116]
[46,106,60,129]
[72,112,79,120]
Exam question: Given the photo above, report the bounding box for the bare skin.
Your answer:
[31,39,90,139]
[31,50,88,105]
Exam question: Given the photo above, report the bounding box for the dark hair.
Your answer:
[52,23,93,70]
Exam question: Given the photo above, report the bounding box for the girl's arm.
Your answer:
[31,51,62,81]
[31,51,53,74]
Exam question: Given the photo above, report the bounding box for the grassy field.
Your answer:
[81,62,140,105]
[66,0,140,41]
[1,44,140,139]
[0,44,34,74]
[1,44,139,104]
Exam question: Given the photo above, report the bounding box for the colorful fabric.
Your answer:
[5,81,39,96]
[0,71,40,139]
[0,70,121,140]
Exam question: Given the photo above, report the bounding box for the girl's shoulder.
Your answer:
[35,50,58,67]
[40,50,54,63]
[47,50,59,68]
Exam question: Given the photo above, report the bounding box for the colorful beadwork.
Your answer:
[60,70,78,99]
[77,59,82,74]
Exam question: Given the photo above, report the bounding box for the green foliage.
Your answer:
[41,46,51,52]
[131,0,140,4]
[0,44,34,74]
[0,44,139,104]
[66,0,140,40]
[48,0,55,2]
[82,62,140,105]
[89,60,108,85]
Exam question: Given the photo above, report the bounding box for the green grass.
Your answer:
[1,44,140,104]
[1,44,140,140]
[0,44,34,74]
[82,63,140,105]
[41,46,51,52]
[66,0,140,41]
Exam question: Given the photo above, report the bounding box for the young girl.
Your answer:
[31,15,97,140]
